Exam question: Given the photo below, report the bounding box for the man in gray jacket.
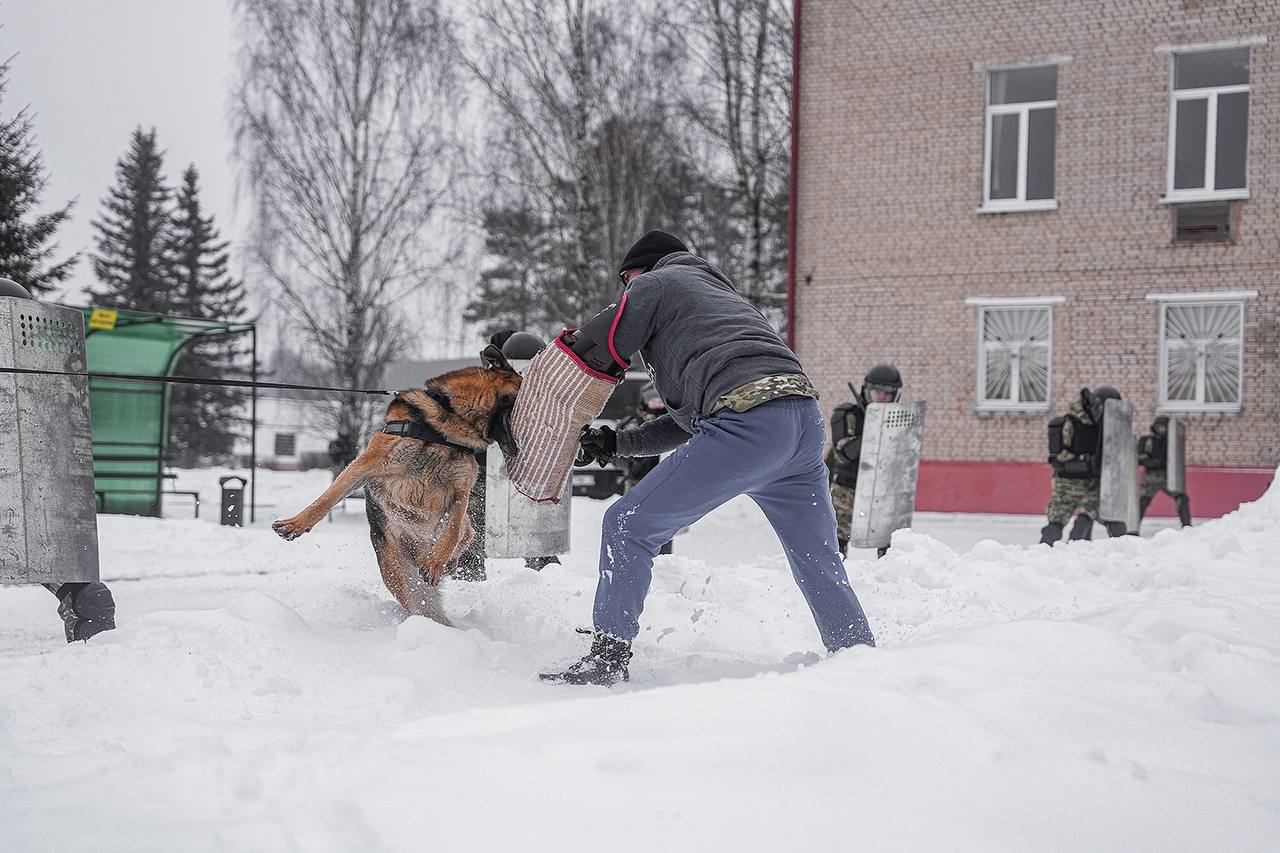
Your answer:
[541,231,876,686]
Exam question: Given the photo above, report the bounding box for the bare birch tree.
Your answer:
[233,0,460,438]
[459,0,691,325]
[678,0,792,318]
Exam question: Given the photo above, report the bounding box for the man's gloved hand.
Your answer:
[576,425,618,468]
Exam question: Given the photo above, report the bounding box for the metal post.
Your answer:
[250,327,257,524]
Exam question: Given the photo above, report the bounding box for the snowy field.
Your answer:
[2,468,1278,852]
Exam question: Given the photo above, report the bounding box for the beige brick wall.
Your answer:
[794,0,1279,467]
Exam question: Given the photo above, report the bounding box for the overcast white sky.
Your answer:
[4,1,241,304]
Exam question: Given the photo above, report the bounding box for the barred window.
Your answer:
[1159,301,1244,410]
[975,303,1054,410]
[274,432,297,456]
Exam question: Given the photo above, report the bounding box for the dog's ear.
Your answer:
[481,344,514,372]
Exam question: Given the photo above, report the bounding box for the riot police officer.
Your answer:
[1041,386,1128,544]
[1138,416,1192,528]
[827,363,903,558]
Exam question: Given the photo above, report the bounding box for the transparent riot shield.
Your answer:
[485,357,571,558]
[849,401,926,550]
[0,297,100,584]
[1166,419,1186,495]
[1099,398,1137,530]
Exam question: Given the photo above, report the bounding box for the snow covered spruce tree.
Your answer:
[0,55,78,296]
[89,127,175,313]
[234,0,460,441]
[166,165,250,464]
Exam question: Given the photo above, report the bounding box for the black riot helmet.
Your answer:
[0,278,34,300]
[861,363,903,403]
[1087,385,1122,421]
[1151,415,1170,434]
[501,331,546,360]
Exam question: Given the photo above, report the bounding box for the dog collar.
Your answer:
[382,420,481,456]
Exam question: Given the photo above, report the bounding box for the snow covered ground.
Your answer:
[2,468,1277,852]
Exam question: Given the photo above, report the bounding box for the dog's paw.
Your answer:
[422,563,448,586]
[272,518,310,541]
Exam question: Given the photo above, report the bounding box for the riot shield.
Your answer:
[1166,419,1186,495]
[849,401,926,550]
[485,450,572,557]
[1099,398,1137,529]
[485,357,571,558]
[0,297,100,584]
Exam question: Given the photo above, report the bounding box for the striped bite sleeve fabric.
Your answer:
[505,335,618,502]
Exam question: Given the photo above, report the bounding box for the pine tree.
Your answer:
[0,55,77,295]
[166,165,250,463]
[89,127,175,312]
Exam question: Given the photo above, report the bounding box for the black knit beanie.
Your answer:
[618,230,688,275]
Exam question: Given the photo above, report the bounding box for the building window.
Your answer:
[1159,300,1244,411]
[1166,47,1250,202]
[973,302,1055,410]
[982,65,1058,211]
[274,432,297,456]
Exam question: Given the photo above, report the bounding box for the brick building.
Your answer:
[791,0,1279,517]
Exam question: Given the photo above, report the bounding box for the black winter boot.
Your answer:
[54,582,117,643]
[1069,514,1094,541]
[1103,520,1130,538]
[1039,522,1064,545]
[539,632,632,686]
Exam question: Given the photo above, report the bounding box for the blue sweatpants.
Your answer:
[593,396,876,651]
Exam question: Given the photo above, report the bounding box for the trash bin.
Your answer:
[218,476,247,527]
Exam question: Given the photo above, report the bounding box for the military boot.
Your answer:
[1039,522,1064,545]
[55,582,117,643]
[539,631,632,686]
[1069,514,1094,540]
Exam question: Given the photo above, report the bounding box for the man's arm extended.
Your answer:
[616,414,691,457]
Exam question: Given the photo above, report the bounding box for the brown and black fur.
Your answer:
[272,347,521,620]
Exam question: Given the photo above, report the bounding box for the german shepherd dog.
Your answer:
[272,346,521,621]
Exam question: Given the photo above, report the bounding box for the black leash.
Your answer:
[0,365,393,396]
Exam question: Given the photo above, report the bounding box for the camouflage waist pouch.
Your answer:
[710,373,818,415]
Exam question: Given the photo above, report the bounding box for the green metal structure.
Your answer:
[80,307,256,517]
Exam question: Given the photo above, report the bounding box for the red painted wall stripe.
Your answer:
[915,460,1275,519]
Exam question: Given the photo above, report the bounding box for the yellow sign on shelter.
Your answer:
[88,308,119,331]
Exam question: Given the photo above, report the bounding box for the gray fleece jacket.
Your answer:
[604,252,807,457]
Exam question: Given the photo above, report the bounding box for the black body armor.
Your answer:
[1137,433,1167,470]
[1048,414,1102,479]
[829,400,866,487]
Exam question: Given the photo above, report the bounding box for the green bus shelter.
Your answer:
[81,307,257,518]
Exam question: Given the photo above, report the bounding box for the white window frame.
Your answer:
[967,297,1063,412]
[1148,291,1255,414]
[980,64,1060,213]
[1162,46,1252,203]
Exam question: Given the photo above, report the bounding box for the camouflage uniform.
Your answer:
[829,476,856,545]
[1042,397,1124,542]
[1137,425,1192,527]
[825,398,865,557]
[710,373,817,413]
